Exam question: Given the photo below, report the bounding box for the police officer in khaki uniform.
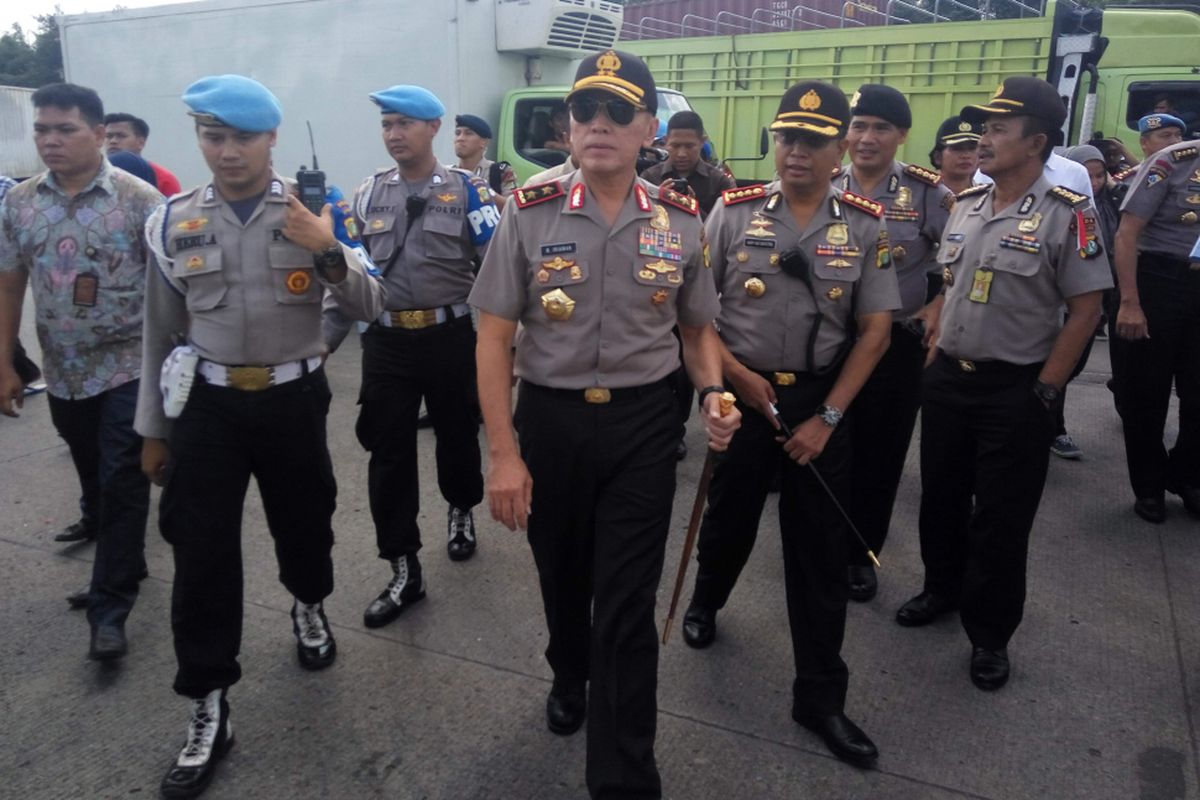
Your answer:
[1114,135,1200,522]
[135,75,384,797]
[470,50,740,800]
[836,84,954,601]
[931,115,982,198]
[897,77,1111,690]
[681,81,898,768]
[327,85,498,630]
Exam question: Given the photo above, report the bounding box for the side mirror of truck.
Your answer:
[760,126,769,157]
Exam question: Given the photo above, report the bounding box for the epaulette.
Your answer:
[1048,186,1088,207]
[956,184,991,200]
[722,184,766,206]
[830,165,843,179]
[1171,146,1199,162]
[659,187,699,216]
[841,190,883,218]
[165,185,201,206]
[904,164,942,186]
[513,181,565,209]
[1113,166,1138,182]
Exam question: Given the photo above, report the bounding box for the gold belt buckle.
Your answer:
[958,359,977,373]
[584,387,611,404]
[773,371,796,386]
[227,366,273,391]
[391,309,436,329]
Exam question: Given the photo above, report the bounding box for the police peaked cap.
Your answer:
[850,84,912,130]
[455,114,493,139]
[934,115,982,147]
[962,77,1067,129]
[565,49,658,115]
[182,75,282,132]
[1138,113,1185,134]
[370,85,445,120]
[770,81,850,139]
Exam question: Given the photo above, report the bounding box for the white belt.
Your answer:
[197,356,321,392]
[376,302,471,330]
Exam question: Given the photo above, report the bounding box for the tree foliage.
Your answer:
[0,10,64,89]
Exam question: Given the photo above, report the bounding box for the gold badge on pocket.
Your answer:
[651,288,669,305]
[541,289,575,321]
[968,269,993,304]
[744,277,766,297]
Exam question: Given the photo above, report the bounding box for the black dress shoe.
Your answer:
[1134,495,1167,524]
[848,565,877,603]
[895,591,957,627]
[447,506,477,562]
[546,679,586,735]
[793,711,878,768]
[363,555,426,628]
[54,520,97,543]
[88,623,127,661]
[161,690,234,799]
[66,584,90,610]
[970,646,1010,691]
[1168,485,1200,519]
[292,601,337,670]
[681,602,716,649]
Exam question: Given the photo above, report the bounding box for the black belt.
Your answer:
[936,350,1042,376]
[752,369,824,387]
[521,378,670,405]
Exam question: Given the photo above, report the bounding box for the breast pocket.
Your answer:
[988,248,1047,308]
[632,257,684,321]
[533,258,589,290]
[172,249,227,311]
[423,212,465,260]
[269,242,321,305]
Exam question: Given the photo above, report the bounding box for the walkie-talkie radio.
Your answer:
[296,120,326,214]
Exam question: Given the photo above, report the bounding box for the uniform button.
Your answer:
[601,341,610,349]
[606,269,614,276]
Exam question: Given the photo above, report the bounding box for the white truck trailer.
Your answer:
[0,86,42,180]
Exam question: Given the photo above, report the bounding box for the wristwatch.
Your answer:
[816,404,843,429]
[697,385,726,411]
[1033,380,1059,407]
[312,243,343,272]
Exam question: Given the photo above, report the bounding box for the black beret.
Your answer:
[849,84,912,130]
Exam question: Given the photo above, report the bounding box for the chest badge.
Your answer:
[826,223,849,246]
[286,270,312,295]
[968,269,994,304]
[541,289,575,321]
[942,266,954,286]
[895,186,912,209]
[827,286,844,301]
[1017,212,1042,233]
[651,288,670,305]
[651,204,670,231]
[542,255,576,271]
[736,250,750,263]
[639,227,684,261]
[745,214,775,238]
[744,277,766,297]
[186,255,205,270]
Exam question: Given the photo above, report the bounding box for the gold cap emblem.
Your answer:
[596,50,621,77]
[799,90,822,111]
[849,90,862,108]
[958,121,972,132]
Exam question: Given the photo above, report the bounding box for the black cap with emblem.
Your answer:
[961,77,1067,129]
[770,81,851,139]
[935,115,982,147]
[849,84,912,130]
[565,49,657,115]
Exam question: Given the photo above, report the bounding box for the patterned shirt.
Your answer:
[0,176,17,203]
[0,159,164,399]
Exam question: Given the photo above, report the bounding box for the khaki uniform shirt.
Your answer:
[470,173,719,389]
[836,161,952,317]
[523,160,576,188]
[640,158,737,219]
[135,174,385,438]
[1120,140,1200,259]
[936,175,1113,364]
[707,182,900,372]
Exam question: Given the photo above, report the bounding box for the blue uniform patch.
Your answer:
[462,174,499,247]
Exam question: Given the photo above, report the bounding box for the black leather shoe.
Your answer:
[681,602,717,649]
[54,520,97,543]
[970,646,1010,691]
[363,555,426,628]
[848,565,877,603]
[1134,495,1167,524]
[292,601,337,671]
[546,680,586,735]
[161,690,234,799]
[895,591,957,627]
[1168,485,1200,519]
[66,584,90,610]
[447,506,477,562]
[793,711,878,768]
[88,623,127,661]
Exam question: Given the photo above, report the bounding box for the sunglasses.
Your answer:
[569,96,642,126]
[774,129,835,149]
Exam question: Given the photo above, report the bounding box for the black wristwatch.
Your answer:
[697,385,726,411]
[312,243,343,272]
[1033,380,1059,407]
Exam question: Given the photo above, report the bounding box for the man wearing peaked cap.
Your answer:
[681,79,899,769]
[895,76,1111,692]
[452,112,518,209]
[325,82,498,631]
[136,73,385,798]
[931,115,982,196]
[470,48,739,798]
[837,83,953,605]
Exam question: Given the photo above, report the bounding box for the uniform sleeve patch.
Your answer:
[513,181,565,209]
[1048,186,1088,207]
[659,187,699,216]
[721,185,767,206]
[904,164,942,186]
[841,190,883,218]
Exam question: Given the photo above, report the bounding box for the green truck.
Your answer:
[616,0,1200,180]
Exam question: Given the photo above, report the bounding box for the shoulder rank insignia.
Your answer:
[830,165,843,180]
[1049,186,1088,207]
[840,190,883,218]
[904,164,942,186]
[1113,166,1138,182]
[513,181,565,209]
[1171,146,1199,163]
[722,185,767,206]
[956,184,990,200]
[659,187,699,216]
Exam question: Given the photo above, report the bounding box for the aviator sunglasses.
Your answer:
[568,96,642,126]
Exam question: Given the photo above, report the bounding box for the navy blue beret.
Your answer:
[182,75,282,132]
[455,114,492,139]
[370,85,445,119]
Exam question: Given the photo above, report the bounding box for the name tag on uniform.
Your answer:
[639,227,683,261]
[541,242,577,257]
[743,238,775,249]
[73,273,98,307]
[968,269,993,304]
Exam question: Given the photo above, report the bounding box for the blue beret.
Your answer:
[108,150,158,188]
[182,75,281,132]
[370,85,444,119]
[454,114,492,139]
[1138,113,1185,134]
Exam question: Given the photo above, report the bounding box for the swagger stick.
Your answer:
[662,392,736,645]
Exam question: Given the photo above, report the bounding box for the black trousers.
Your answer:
[1116,253,1200,497]
[516,380,680,800]
[918,354,1055,650]
[356,316,483,560]
[47,380,149,628]
[847,322,925,566]
[691,374,852,718]
[161,369,337,698]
